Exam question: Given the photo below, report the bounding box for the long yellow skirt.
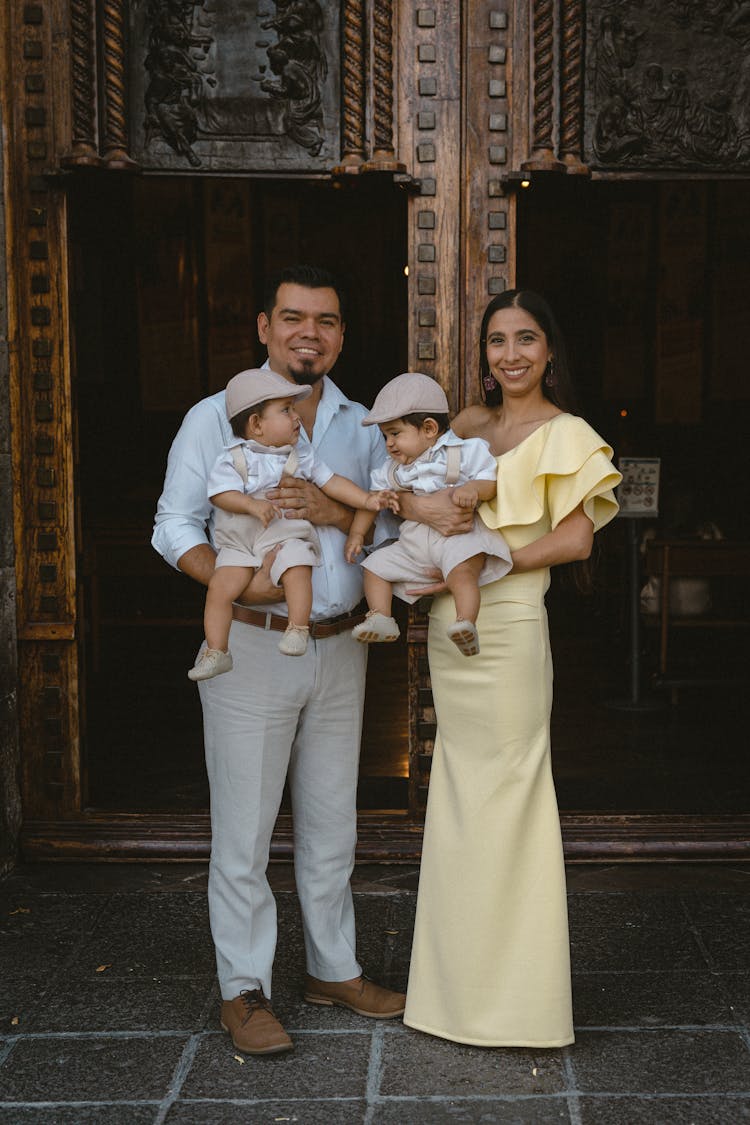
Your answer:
[403,572,574,1047]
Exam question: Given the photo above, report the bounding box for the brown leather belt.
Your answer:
[232,601,367,639]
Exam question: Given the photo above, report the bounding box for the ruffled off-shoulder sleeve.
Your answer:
[479,414,621,536]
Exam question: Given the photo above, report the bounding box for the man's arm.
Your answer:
[398,490,475,536]
[266,475,355,533]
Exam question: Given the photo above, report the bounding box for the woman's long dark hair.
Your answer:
[479,290,595,590]
[479,289,580,415]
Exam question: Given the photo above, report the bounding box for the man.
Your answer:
[153,265,405,1055]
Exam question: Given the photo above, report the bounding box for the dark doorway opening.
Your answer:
[517,176,750,815]
[69,175,409,814]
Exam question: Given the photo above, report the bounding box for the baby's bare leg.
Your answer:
[205,566,255,650]
[281,565,313,627]
[363,571,394,616]
[445,554,485,623]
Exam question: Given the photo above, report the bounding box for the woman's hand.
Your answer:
[404,568,447,598]
[267,474,352,532]
[398,490,475,536]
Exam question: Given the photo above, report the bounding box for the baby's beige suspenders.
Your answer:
[386,443,462,491]
[229,445,299,488]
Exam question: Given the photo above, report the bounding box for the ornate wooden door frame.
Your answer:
[3,0,749,861]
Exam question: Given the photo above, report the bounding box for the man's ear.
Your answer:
[257,310,270,344]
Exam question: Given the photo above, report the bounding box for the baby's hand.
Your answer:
[344,534,365,564]
[452,485,479,510]
[366,489,400,514]
[248,498,279,527]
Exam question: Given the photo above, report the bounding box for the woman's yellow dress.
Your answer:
[403,414,621,1047]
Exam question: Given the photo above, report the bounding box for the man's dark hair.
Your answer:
[263,265,347,322]
[399,412,451,435]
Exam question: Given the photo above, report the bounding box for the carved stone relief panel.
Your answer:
[129,0,340,171]
[585,0,750,172]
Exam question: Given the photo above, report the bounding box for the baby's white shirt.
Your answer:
[369,429,496,494]
[207,438,334,499]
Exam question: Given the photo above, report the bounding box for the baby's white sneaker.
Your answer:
[278,624,309,656]
[352,611,400,644]
[446,619,480,656]
[188,648,233,681]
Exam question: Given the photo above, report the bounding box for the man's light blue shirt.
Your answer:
[152,374,392,619]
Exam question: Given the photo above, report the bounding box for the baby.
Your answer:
[189,368,395,680]
[344,372,512,656]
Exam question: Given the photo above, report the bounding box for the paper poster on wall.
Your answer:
[617,457,661,517]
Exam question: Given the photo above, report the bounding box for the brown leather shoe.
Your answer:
[220,989,293,1055]
[304,974,405,1018]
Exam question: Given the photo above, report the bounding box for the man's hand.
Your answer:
[267,474,351,531]
[398,489,475,537]
[236,546,285,605]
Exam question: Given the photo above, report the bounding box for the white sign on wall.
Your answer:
[617,457,661,518]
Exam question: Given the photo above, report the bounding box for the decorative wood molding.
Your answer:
[6,0,81,819]
[522,0,565,171]
[20,813,750,862]
[62,0,100,166]
[462,1,515,407]
[334,0,366,174]
[100,0,138,169]
[362,0,405,172]
[558,0,588,173]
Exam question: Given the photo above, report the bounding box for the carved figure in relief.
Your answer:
[144,42,205,167]
[260,44,324,156]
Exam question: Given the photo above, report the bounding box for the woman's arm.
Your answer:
[509,504,594,573]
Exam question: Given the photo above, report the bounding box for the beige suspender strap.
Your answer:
[386,460,405,490]
[444,444,461,485]
[283,448,299,477]
[230,445,248,485]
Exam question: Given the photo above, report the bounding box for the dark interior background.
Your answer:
[69,173,749,817]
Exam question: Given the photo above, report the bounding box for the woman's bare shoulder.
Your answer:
[452,403,494,438]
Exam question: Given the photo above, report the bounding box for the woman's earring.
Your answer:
[544,358,557,387]
[482,373,499,393]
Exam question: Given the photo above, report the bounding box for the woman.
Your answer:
[403,290,621,1047]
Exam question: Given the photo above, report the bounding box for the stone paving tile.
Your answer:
[0,1107,157,1124]
[0,894,106,978]
[379,1028,565,1097]
[576,1095,750,1123]
[165,1098,367,1123]
[0,1035,188,1102]
[19,977,214,1033]
[683,894,750,970]
[568,893,707,972]
[180,1031,371,1100]
[370,1097,572,1122]
[572,970,734,1027]
[724,971,750,1024]
[1,980,43,1036]
[570,1029,750,1093]
[69,893,215,979]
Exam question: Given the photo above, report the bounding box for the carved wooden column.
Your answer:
[363,0,405,172]
[522,0,564,171]
[558,0,588,173]
[4,0,82,821]
[100,0,138,169]
[396,0,462,815]
[62,0,100,166]
[334,0,367,174]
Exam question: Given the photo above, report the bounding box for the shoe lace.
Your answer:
[238,988,273,1025]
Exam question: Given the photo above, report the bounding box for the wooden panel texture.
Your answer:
[5,0,80,818]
